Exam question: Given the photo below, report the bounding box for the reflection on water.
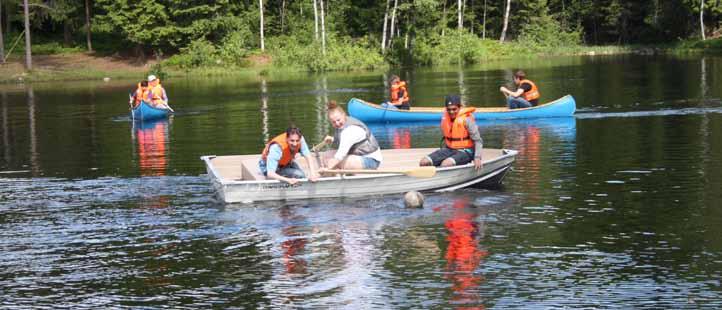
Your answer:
[133,119,170,176]
[441,198,488,309]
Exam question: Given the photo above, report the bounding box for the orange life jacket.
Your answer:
[520,79,540,102]
[149,81,167,105]
[134,83,149,106]
[261,133,301,167]
[390,81,410,105]
[441,107,476,149]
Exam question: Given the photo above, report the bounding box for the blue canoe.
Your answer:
[131,101,171,121]
[348,95,576,123]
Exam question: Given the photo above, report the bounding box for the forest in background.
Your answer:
[0,0,721,72]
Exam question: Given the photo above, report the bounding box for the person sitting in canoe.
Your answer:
[381,75,411,110]
[259,127,319,185]
[129,80,149,108]
[320,100,383,171]
[499,70,540,109]
[419,95,483,170]
[147,75,173,110]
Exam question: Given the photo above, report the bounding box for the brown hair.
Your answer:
[285,126,302,138]
[327,100,346,116]
[389,75,400,84]
[514,70,527,80]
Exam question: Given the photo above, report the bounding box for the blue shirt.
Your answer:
[259,138,311,175]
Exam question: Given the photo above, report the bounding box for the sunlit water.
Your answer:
[1,54,722,308]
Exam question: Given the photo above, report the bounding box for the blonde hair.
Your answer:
[327,100,346,116]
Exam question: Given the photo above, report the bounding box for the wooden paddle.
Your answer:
[323,166,437,178]
[310,140,329,169]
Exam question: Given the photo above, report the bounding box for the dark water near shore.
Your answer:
[2,55,722,308]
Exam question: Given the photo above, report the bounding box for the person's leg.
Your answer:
[338,155,365,169]
[441,149,473,167]
[397,103,410,110]
[508,97,531,109]
[277,162,307,179]
[421,148,455,166]
[381,102,398,110]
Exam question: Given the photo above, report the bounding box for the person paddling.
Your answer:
[147,75,173,111]
[129,80,149,108]
[419,95,483,170]
[259,127,319,185]
[499,70,540,109]
[320,100,383,171]
[382,75,411,110]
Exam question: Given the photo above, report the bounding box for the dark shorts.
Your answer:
[426,148,473,166]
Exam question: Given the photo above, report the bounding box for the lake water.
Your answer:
[1,54,722,308]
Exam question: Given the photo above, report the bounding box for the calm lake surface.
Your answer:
[1,55,722,308]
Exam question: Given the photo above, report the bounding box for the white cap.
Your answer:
[147,75,157,82]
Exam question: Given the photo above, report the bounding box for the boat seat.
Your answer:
[240,157,266,181]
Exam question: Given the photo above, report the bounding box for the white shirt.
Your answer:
[334,125,383,162]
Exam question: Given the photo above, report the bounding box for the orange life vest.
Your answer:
[261,133,301,167]
[520,79,540,102]
[149,81,167,105]
[390,81,410,105]
[134,83,149,106]
[441,107,476,149]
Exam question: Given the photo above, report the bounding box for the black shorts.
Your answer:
[425,148,473,166]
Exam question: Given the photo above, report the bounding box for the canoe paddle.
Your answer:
[322,166,437,178]
[310,140,329,169]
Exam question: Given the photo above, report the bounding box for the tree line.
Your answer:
[0,0,721,70]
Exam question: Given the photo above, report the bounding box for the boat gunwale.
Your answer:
[204,149,518,186]
[351,94,574,114]
[133,100,173,113]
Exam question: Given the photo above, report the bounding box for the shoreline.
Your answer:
[0,43,718,85]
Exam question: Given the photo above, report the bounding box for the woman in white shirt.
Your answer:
[321,100,383,170]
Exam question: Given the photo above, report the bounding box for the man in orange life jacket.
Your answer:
[259,127,319,185]
[129,80,149,108]
[419,95,483,170]
[499,70,540,109]
[381,75,411,110]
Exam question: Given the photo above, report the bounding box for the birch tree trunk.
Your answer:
[320,0,326,55]
[388,0,398,48]
[381,0,390,53]
[23,0,31,70]
[457,0,462,30]
[700,0,705,40]
[500,0,511,42]
[85,0,93,52]
[0,0,4,64]
[482,0,486,39]
[259,0,265,51]
[280,0,286,33]
[313,0,318,41]
[441,0,446,37]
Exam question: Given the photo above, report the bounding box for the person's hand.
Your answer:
[499,86,505,92]
[474,158,483,170]
[323,135,334,145]
[308,173,319,182]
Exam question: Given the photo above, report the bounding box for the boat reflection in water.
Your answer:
[132,118,171,208]
[438,198,488,309]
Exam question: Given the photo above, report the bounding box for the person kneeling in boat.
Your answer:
[147,75,173,110]
[259,127,319,185]
[129,80,149,108]
[499,70,539,109]
[381,75,411,110]
[320,100,383,173]
[419,95,483,170]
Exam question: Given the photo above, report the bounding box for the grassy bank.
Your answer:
[2,37,721,84]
